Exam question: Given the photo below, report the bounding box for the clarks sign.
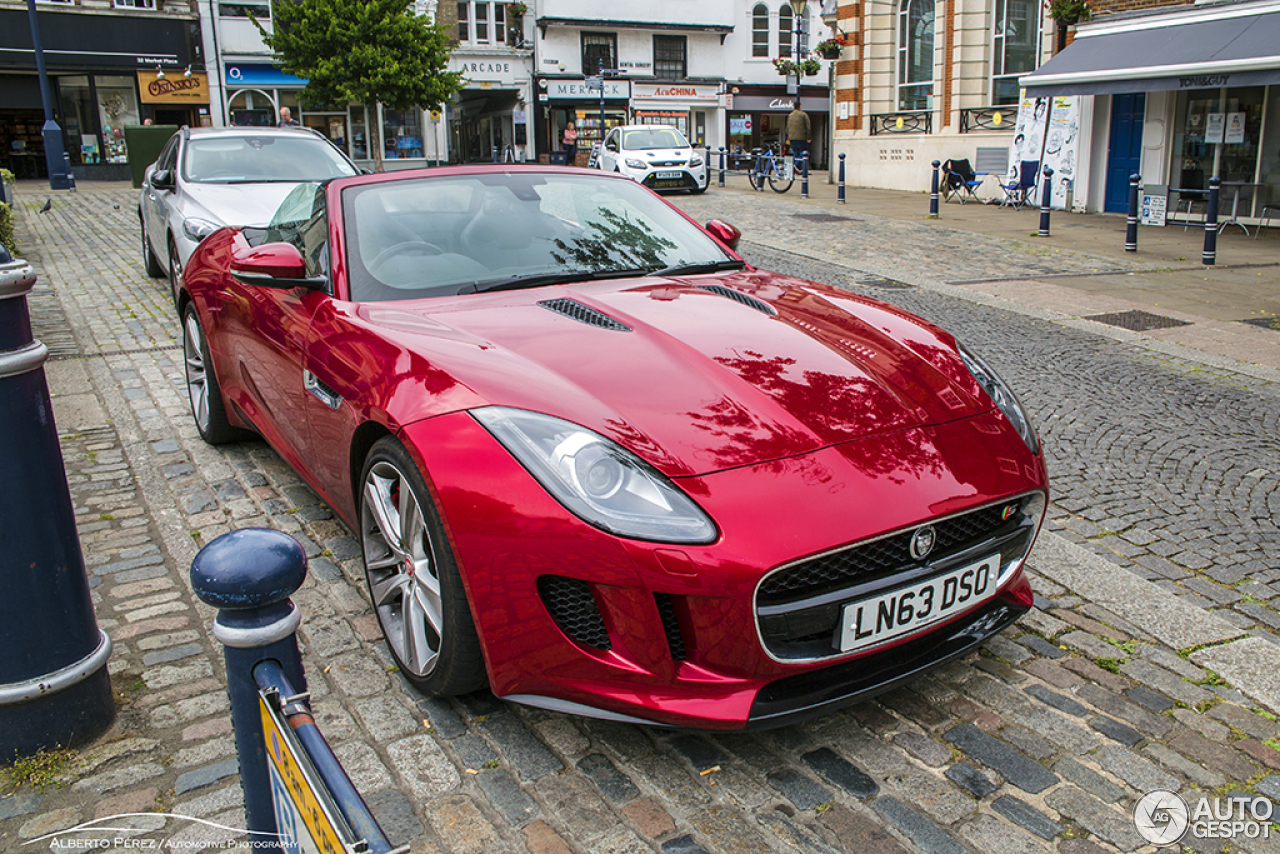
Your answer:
[137,72,209,104]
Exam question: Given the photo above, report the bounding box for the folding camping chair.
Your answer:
[941,159,984,204]
[999,160,1039,210]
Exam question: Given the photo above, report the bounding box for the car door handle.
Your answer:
[303,369,342,410]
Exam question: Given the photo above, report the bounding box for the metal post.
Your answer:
[800,152,809,199]
[1038,166,1054,237]
[837,152,846,204]
[718,147,725,187]
[25,0,73,190]
[755,149,764,192]
[1203,176,1221,266]
[0,250,114,758]
[191,528,308,846]
[929,160,940,218]
[1125,173,1140,252]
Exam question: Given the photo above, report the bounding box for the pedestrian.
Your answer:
[562,121,578,165]
[142,118,153,126]
[278,107,300,128]
[786,99,811,169]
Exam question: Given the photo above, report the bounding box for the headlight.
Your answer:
[182,217,220,242]
[625,158,648,170]
[958,343,1039,455]
[473,407,717,544]
[689,155,704,168]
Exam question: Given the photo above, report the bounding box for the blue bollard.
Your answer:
[1039,166,1054,237]
[929,160,941,218]
[800,152,809,199]
[1203,176,1221,266]
[718,146,725,188]
[0,250,114,758]
[1125,173,1140,252]
[754,148,764,192]
[192,529,309,847]
[838,153,846,204]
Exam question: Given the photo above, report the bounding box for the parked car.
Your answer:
[597,124,709,194]
[139,125,359,305]
[179,165,1047,730]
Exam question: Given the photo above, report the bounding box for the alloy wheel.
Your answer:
[183,311,210,433]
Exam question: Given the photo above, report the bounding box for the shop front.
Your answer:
[536,77,630,167]
[726,85,829,169]
[629,83,721,149]
[0,7,201,180]
[449,54,534,163]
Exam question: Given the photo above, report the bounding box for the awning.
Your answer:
[1020,4,1280,96]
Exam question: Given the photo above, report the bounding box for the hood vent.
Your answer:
[537,298,632,332]
[697,284,777,316]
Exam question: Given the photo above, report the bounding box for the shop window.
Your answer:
[991,0,1040,106]
[114,0,156,8]
[96,76,140,163]
[779,5,793,58]
[457,2,504,44]
[752,4,770,57]
[1171,87,1267,215]
[350,105,369,160]
[220,0,269,16]
[582,32,617,74]
[383,107,424,160]
[898,0,935,111]
[654,36,687,80]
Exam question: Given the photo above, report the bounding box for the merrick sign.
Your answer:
[137,72,209,104]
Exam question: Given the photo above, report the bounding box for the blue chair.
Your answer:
[999,160,1040,210]
[941,159,984,204]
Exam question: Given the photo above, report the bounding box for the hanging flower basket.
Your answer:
[507,2,527,15]
[1049,0,1088,24]
[773,58,799,77]
[801,58,823,76]
[814,39,843,60]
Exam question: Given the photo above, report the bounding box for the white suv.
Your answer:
[597,125,708,194]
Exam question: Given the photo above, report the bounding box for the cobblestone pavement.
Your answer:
[5,185,1280,854]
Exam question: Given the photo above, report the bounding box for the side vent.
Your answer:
[538,576,611,650]
[654,593,687,661]
[697,284,777,316]
[537,298,632,331]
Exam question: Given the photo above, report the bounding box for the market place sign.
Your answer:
[137,72,209,104]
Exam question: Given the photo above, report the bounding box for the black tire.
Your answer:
[141,215,164,278]
[168,236,183,307]
[360,436,486,696]
[690,181,708,195]
[182,303,244,445]
[768,164,794,193]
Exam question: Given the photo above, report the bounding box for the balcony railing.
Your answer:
[868,110,932,136]
[960,106,1017,133]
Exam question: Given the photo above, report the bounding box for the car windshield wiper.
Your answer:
[646,259,745,278]
[458,267,654,295]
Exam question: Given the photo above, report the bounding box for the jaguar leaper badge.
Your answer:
[910,525,937,561]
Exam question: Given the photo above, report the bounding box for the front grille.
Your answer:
[538,576,611,650]
[759,503,1009,604]
[655,593,687,661]
[650,160,686,167]
[537,299,632,332]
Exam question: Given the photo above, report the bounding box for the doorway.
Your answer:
[1104,93,1145,213]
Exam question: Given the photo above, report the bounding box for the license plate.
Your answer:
[836,555,1000,652]
[655,171,682,179]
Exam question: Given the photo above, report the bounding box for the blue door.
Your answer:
[1104,93,1145,213]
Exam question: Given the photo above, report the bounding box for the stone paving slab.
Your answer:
[5,184,1280,854]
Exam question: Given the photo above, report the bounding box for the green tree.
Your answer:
[257,0,463,171]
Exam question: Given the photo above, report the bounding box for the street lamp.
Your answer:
[790,0,808,77]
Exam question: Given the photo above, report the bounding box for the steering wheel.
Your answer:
[368,241,445,271]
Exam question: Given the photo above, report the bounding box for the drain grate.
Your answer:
[1083,310,1191,332]
[1243,316,1280,332]
[855,275,913,290]
[792,213,855,223]
[48,343,183,362]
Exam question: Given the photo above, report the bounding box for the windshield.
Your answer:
[622,127,690,151]
[184,135,357,183]
[342,172,733,302]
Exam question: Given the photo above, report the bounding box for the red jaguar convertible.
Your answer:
[180,165,1047,730]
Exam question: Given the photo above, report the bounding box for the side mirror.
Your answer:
[230,241,326,290]
[704,219,741,251]
[151,169,175,190]
[606,141,618,152]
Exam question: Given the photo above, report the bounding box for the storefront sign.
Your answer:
[730,116,752,134]
[451,56,526,85]
[544,78,630,100]
[730,95,828,113]
[225,64,307,87]
[137,72,209,104]
[631,83,719,104]
[0,8,193,70]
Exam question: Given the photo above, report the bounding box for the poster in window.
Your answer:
[1205,113,1225,144]
[1225,112,1245,144]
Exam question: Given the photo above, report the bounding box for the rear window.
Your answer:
[183,135,357,183]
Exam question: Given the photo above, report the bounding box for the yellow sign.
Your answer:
[260,695,347,854]
[137,71,209,104]
[992,111,1003,126]
[895,116,905,130]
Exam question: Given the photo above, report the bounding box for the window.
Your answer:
[778,5,793,58]
[457,2,503,43]
[582,32,617,74]
[457,2,469,40]
[898,0,935,111]
[220,0,269,16]
[114,0,156,8]
[654,35,687,79]
[992,0,1040,106]
[752,4,770,57]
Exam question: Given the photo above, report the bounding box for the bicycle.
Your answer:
[748,145,794,193]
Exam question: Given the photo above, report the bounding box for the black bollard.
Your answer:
[754,148,764,192]
[192,529,309,846]
[1039,166,1054,237]
[929,160,941,218]
[838,153,846,204]
[718,146,726,188]
[1125,173,1140,252]
[0,250,114,759]
[800,152,809,199]
[1203,176,1221,266]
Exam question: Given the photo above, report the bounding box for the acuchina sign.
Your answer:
[631,83,719,103]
